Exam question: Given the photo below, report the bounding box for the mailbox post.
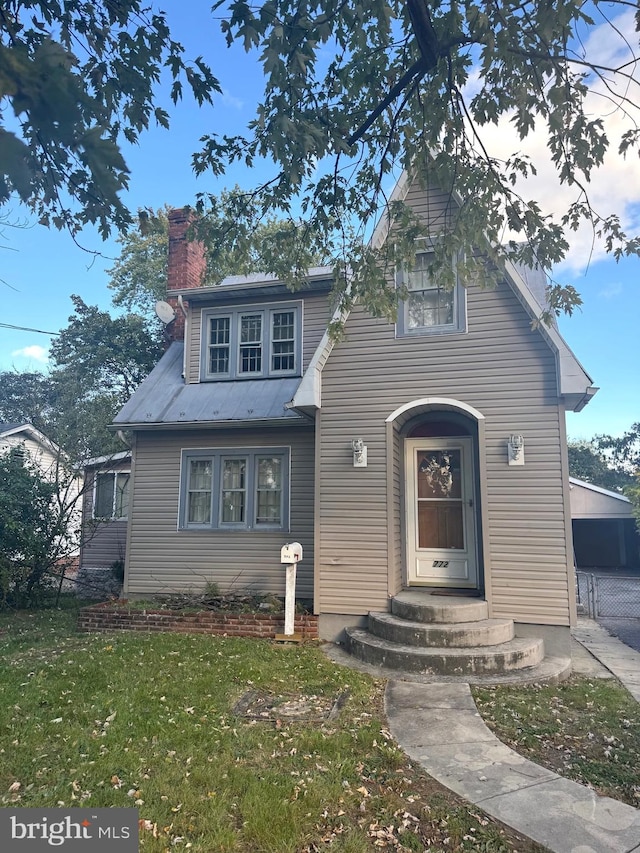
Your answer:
[279,542,303,640]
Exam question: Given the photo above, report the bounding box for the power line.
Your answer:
[0,322,60,336]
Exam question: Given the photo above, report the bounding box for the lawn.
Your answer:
[472,677,640,807]
[0,605,545,853]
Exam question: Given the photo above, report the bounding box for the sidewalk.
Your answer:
[382,619,640,853]
[573,616,640,702]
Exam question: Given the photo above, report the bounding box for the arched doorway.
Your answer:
[387,399,485,591]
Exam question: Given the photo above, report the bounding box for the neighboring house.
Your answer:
[570,477,640,571]
[113,174,596,660]
[1,421,65,477]
[0,421,82,577]
[77,451,131,597]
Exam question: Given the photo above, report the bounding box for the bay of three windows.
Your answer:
[201,303,301,380]
[181,449,289,531]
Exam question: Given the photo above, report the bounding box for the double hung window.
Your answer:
[201,303,300,380]
[93,472,130,520]
[180,448,289,531]
[397,248,466,336]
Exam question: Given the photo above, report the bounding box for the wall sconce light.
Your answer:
[508,434,525,466]
[352,438,368,468]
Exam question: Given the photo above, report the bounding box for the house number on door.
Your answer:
[432,560,450,568]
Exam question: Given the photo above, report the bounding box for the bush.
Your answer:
[0,447,80,609]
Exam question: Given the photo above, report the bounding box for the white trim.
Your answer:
[291,173,412,412]
[0,422,65,459]
[289,284,351,410]
[386,397,485,424]
[502,259,595,409]
[369,169,411,250]
[405,436,478,587]
[569,477,631,503]
[84,450,132,467]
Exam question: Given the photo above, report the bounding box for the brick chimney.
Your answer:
[166,207,206,341]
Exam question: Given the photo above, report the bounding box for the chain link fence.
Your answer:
[576,571,640,619]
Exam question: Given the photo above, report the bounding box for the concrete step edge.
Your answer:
[348,628,542,658]
[324,641,571,686]
[368,612,515,648]
[391,592,489,624]
[346,628,544,675]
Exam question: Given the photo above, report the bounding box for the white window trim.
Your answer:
[178,447,291,532]
[92,471,130,521]
[396,245,467,337]
[200,302,302,381]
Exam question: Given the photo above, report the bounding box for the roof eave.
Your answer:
[109,416,310,432]
[502,259,597,412]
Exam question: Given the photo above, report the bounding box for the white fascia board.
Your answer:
[291,171,411,411]
[569,477,631,503]
[84,450,132,468]
[502,258,596,410]
[368,169,411,250]
[0,422,65,458]
[289,304,349,410]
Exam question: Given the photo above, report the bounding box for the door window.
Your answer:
[416,449,464,550]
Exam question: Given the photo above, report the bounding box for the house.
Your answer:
[570,477,639,571]
[113,174,596,669]
[1,422,65,476]
[0,422,82,582]
[77,451,132,597]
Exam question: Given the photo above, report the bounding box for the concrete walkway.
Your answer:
[383,619,640,853]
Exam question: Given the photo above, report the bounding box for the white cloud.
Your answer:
[220,90,244,110]
[11,344,49,364]
[464,10,640,276]
[598,281,623,300]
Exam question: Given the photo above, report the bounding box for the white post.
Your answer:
[284,562,297,636]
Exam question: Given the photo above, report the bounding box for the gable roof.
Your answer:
[0,422,63,455]
[569,477,631,503]
[113,342,307,429]
[290,169,596,414]
[569,476,633,520]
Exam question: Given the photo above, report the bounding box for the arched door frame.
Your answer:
[385,398,492,601]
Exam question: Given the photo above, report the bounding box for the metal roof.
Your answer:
[113,343,305,428]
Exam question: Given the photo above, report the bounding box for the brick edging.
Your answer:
[78,602,319,639]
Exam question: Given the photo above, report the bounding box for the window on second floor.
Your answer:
[201,303,301,380]
[397,249,466,336]
[93,471,130,520]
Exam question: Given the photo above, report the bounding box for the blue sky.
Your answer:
[0,1,638,441]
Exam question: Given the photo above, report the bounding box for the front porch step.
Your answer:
[345,628,544,676]
[391,590,489,624]
[369,612,515,648]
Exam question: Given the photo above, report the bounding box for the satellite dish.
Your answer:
[155,300,176,325]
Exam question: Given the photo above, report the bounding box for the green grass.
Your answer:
[473,677,640,807]
[0,605,545,852]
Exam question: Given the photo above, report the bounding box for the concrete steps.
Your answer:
[344,590,570,683]
[368,612,515,648]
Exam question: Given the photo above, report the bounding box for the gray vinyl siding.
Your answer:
[185,292,332,384]
[79,462,130,570]
[403,180,454,228]
[317,280,572,626]
[125,426,315,599]
[80,521,128,569]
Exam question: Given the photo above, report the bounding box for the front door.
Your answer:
[405,438,478,587]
